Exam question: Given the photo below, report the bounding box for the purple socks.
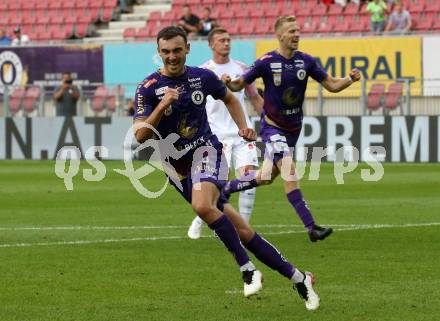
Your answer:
[286,189,315,230]
[245,233,294,279]
[208,215,250,267]
[224,171,258,195]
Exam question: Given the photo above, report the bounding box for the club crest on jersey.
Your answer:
[297,69,306,80]
[191,90,204,105]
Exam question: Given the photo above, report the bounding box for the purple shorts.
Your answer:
[167,135,230,211]
[260,117,301,165]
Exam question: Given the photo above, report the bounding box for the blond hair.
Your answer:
[274,15,297,32]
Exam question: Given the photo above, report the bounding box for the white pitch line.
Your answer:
[2,222,440,231]
[0,222,439,249]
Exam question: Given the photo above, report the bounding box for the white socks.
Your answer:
[239,188,256,223]
[291,269,306,284]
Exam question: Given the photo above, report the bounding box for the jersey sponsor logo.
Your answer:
[143,78,157,88]
[178,113,198,139]
[155,86,169,96]
[137,93,145,115]
[282,87,301,106]
[191,90,204,105]
[284,64,294,70]
[188,77,201,82]
[189,81,202,89]
[297,69,306,80]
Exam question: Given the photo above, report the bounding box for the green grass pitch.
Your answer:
[0,160,439,321]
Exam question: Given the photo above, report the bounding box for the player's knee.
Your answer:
[236,226,254,243]
[191,202,214,218]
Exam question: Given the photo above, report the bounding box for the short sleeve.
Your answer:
[308,56,328,83]
[243,59,264,84]
[133,83,154,119]
[204,69,227,100]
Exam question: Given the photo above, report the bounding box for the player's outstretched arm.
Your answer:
[222,89,256,141]
[321,68,361,93]
[134,88,178,143]
[221,74,247,92]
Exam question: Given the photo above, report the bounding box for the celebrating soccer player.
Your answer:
[222,15,361,242]
[133,26,320,310]
[187,28,264,239]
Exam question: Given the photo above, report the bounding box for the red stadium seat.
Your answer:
[148,11,162,21]
[136,27,151,38]
[91,86,108,113]
[239,19,257,35]
[425,1,440,12]
[23,0,35,10]
[367,83,385,112]
[408,1,425,14]
[344,2,359,15]
[75,24,89,38]
[328,4,344,16]
[76,0,89,9]
[432,18,440,30]
[123,27,136,38]
[107,86,125,113]
[100,7,114,23]
[312,3,328,16]
[35,0,49,10]
[384,82,403,112]
[23,86,41,113]
[235,7,251,19]
[9,87,26,114]
[333,17,351,33]
[317,17,334,33]
[413,14,433,31]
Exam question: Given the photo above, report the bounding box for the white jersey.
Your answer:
[200,59,258,139]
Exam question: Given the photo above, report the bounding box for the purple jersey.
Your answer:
[243,50,328,132]
[134,66,227,152]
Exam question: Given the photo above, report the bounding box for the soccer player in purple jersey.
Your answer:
[222,16,361,242]
[133,26,320,310]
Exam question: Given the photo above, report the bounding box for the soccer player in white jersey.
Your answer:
[187,28,264,239]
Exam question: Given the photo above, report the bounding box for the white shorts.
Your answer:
[221,136,259,170]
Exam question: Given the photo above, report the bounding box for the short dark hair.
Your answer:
[157,26,188,44]
[207,28,228,44]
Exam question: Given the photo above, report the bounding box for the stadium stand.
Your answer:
[0,0,119,41]
[121,0,440,38]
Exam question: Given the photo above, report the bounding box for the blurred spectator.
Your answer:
[119,0,130,13]
[366,0,388,34]
[177,5,200,36]
[53,72,80,116]
[11,27,30,46]
[125,99,135,116]
[0,29,12,45]
[385,1,411,34]
[198,7,218,37]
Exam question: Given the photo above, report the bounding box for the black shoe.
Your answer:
[308,224,333,242]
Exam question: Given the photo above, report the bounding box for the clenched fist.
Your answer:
[238,128,257,142]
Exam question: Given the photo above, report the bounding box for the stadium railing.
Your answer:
[1,79,439,118]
